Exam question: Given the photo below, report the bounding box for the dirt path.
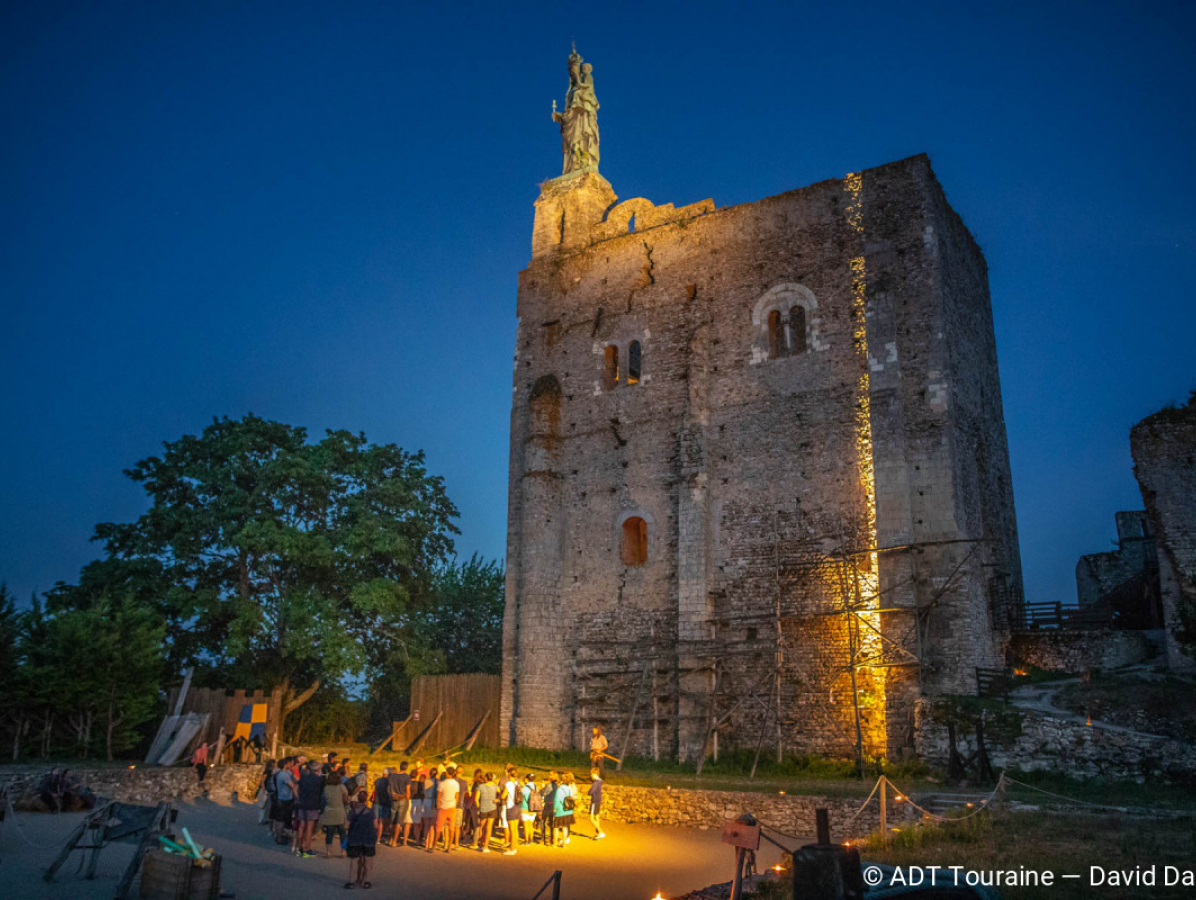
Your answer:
[2,796,792,900]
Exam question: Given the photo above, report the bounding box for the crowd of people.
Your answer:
[254,752,606,890]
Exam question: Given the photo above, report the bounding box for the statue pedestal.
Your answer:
[531,171,617,259]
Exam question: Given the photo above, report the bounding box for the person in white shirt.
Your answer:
[432,765,461,854]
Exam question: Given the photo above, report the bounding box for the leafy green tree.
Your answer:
[91,414,460,732]
[422,554,506,675]
[363,553,504,737]
[0,585,34,759]
[26,595,166,759]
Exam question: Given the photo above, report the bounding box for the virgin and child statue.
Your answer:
[552,49,599,175]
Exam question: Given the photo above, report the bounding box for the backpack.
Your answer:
[563,789,576,811]
[527,785,542,813]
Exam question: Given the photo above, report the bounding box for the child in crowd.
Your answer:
[588,768,605,839]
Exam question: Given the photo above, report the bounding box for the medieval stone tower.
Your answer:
[500,62,1021,762]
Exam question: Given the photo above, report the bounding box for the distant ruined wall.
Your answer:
[1131,399,1196,673]
[1007,630,1157,674]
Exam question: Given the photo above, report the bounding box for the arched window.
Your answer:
[603,345,620,390]
[621,516,648,566]
[627,341,642,385]
[767,310,784,360]
[787,306,806,355]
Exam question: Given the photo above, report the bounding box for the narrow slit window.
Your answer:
[768,310,784,359]
[603,345,619,390]
[621,517,648,566]
[788,306,807,355]
[628,341,642,385]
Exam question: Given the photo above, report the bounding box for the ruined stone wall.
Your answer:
[1075,511,1158,608]
[3,764,261,808]
[1131,400,1196,673]
[502,155,1021,762]
[915,702,1196,781]
[1007,630,1157,674]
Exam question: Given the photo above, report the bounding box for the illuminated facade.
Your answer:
[501,156,1022,761]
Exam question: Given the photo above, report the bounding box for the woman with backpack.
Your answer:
[552,772,577,847]
[520,773,540,845]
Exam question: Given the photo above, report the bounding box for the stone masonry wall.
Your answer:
[915,703,1196,782]
[502,154,1022,763]
[3,764,261,808]
[595,784,914,841]
[1007,630,1157,674]
[1131,399,1196,673]
[1,764,908,842]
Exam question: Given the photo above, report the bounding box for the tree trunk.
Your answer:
[279,678,320,744]
[106,702,123,762]
[40,710,53,757]
[11,714,28,761]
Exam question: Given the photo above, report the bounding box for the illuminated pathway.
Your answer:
[3,799,793,900]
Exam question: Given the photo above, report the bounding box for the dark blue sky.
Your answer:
[2,1,1194,605]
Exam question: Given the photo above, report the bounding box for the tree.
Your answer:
[422,554,506,675]
[91,414,460,732]
[364,554,505,737]
[0,585,34,759]
[25,595,166,759]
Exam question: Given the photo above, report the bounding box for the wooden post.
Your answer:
[729,847,746,900]
[115,802,170,900]
[815,808,831,846]
[173,667,193,717]
[462,710,492,751]
[879,777,887,845]
[44,817,89,881]
[406,711,443,755]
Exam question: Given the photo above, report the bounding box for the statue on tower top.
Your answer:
[551,46,599,176]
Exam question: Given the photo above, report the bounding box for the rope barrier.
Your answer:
[845,776,885,823]
[756,776,886,842]
[1002,776,1130,812]
[882,774,1006,823]
[2,794,86,851]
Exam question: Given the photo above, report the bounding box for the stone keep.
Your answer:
[501,156,1022,761]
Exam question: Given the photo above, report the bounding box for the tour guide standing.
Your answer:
[589,726,609,777]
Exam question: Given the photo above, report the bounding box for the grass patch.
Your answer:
[861,811,1196,900]
[752,812,1196,900]
[1055,671,1196,742]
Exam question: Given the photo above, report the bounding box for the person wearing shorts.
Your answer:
[473,772,498,852]
[388,762,413,847]
[520,774,538,845]
[295,761,324,857]
[452,767,468,851]
[372,769,393,843]
[431,766,460,853]
[501,768,520,855]
[588,769,605,839]
[420,771,439,852]
[345,792,377,889]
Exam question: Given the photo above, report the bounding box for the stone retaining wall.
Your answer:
[1007,629,1157,673]
[598,784,914,840]
[2,764,261,808]
[1,764,907,840]
[915,702,1196,781]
